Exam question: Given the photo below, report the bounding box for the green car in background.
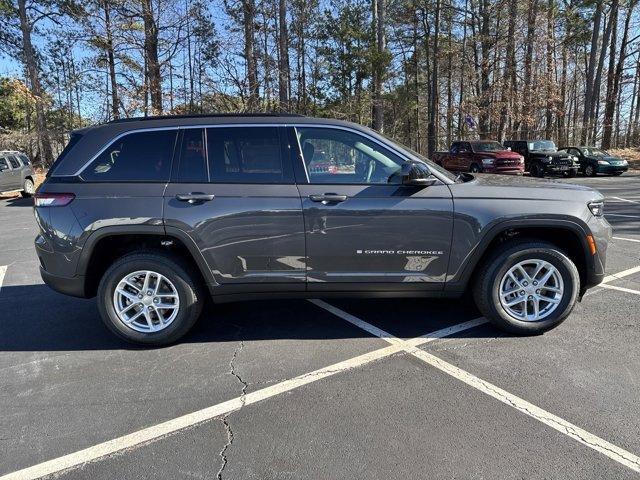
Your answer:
[562,146,629,176]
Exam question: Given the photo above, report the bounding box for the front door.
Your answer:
[292,126,454,292]
[163,126,306,294]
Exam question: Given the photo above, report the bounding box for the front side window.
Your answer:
[297,127,404,185]
[82,130,177,182]
[207,127,290,183]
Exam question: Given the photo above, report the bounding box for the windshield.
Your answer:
[378,133,458,182]
[528,140,557,152]
[582,148,609,157]
[472,141,506,152]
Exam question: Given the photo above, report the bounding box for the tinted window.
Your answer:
[297,127,404,185]
[207,127,290,183]
[177,129,208,182]
[0,157,8,170]
[82,130,177,182]
[8,156,20,168]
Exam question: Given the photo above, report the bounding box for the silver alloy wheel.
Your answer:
[499,259,564,322]
[24,179,34,194]
[113,270,180,333]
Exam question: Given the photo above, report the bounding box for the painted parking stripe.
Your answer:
[0,319,484,480]
[605,213,640,219]
[311,300,640,473]
[601,266,640,284]
[0,265,6,294]
[613,236,640,244]
[599,284,640,296]
[608,196,640,205]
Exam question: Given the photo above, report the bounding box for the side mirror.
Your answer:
[400,162,437,187]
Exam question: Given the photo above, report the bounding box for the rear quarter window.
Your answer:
[81,130,177,182]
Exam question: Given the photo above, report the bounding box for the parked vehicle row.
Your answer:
[35,114,611,345]
[0,151,36,196]
[433,139,628,177]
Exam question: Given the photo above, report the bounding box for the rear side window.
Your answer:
[207,127,291,183]
[82,130,177,182]
[8,156,20,168]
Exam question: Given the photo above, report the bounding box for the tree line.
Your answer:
[0,0,639,165]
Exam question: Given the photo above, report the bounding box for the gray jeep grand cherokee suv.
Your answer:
[35,114,611,345]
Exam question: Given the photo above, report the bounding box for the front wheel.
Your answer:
[470,163,481,173]
[473,241,580,335]
[97,251,205,346]
[530,163,544,178]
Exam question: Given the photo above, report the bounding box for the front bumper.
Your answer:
[543,164,579,175]
[597,164,628,174]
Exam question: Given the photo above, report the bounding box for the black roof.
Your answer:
[107,112,305,124]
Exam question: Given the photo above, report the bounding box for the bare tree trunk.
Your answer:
[371,0,386,131]
[545,0,555,138]
[141,0,162,114]
[601,0,619,149]
[477,0,491,139]
[498,0,517,141]
[103,0,119,119]
[278,0,290,111]
[602,0,635,148]
[589,6,614,143]
[522,0,539,138]
[582,0,602,143]
[427,0,440,155]
[243,0,259,110]
[17,0,53,164]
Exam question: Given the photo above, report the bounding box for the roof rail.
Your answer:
[107,112,305,124]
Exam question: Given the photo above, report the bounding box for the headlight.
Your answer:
[519,156,524,162]
[597,160,610,165]
[481,158,494,165]
[621,160,628,165]
[543,156,552,162]
[588,201,604,217]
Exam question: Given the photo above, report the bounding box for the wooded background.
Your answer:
[1,0,639,165]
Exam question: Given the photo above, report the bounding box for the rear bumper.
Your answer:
[39,267,88,298]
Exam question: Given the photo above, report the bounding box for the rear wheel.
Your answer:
[97,251,205,346]
[20,178,35,197]
[473,241,580,335]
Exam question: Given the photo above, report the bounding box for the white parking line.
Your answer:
[311,300,640,474]
[0,265,6,294]
[613,236,640,243]
[599,284,640,296]
[602,266,640,284]
[0,318,485,480]
[605,213,640,219]
[608,196,640,205]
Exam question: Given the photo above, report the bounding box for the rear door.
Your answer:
[293,126,453,291]
[163,126,305,294]
[6,155,22,189]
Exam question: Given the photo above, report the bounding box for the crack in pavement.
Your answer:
[217,326,248,480]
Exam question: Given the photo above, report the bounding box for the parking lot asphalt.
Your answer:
[0,173,639,479]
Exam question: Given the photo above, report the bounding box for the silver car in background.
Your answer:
[0,151,36,197]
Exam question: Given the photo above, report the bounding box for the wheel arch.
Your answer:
[446,218,593,294]
[77,226,215,298]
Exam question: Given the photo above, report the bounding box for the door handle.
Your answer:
[175,193,215,203]
[309,194,348,204]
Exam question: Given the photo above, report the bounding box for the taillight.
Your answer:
[34,192,75,207]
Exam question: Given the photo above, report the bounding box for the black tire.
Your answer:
[97,251,205,346]
[585,164,597,177]
[530,163,544,178]
[470,163,481,173]
[473,241,580,335]
[20,178,35,197]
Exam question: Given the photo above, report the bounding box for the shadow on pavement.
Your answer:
[0,283,495,352]
[0,196,33,207]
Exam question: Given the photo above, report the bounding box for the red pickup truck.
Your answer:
[432,140,525,175]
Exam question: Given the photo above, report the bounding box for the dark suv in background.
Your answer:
[504,140,579,178]
[35,114,611,345]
